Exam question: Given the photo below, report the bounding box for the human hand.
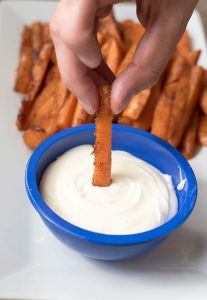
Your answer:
[50,0,198,114]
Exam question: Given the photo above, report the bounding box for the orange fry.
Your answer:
[26,79,68,133]
[132,83,161,130]
[117,43,136,75]
[119,20,144,49]
[23,126,48,150]
[71,102,89,127]
[50,48,57,65]
[185,50,201,65]
[117,116,132,126]
[169,65,204,147]
[151,55,190,141]
[43,23,51,43]
[28,42,53,101]
[99,13,124,51]
[106,37,123,74]
[122,90,151,121]
[198,114,207,146]
[45,65,60,85]
[31,22,43,61]
[199,70,207,114]
[93,86,112,187]
[101,39,111,60]
[14,26,33,93]
[177,31,191,55]
[97,31,104,47]
[57,94,77,130]
[179,109,199,159]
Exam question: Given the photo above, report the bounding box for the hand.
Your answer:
[50,0,198,114]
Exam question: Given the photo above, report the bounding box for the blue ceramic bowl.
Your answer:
[25,124,197,260]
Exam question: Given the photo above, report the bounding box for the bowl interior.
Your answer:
[27,124,197,244]
[36,125,196,215]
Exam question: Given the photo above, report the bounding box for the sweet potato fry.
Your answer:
[168,65,204,147]
[177,31,191,55]
[151,55,191,141]
[31,22,43,62]
[198,114,207,146]
[26,79,68,133]
[117,116,132,126]
[185,50,201,65]
[44,65,60,85]
[43,23,51,43]
[57,94,77,130]
[93,86,112,187]
[117,43,136,75]
[132,83,161,130]
[99,13,124,52]
[199,70,207,114]
[179,109,199,159]
[122,90,151,121]
[17,43,53,130]
[50,48,57,65]
[97,31,104,47]
[101,39,111,60]
[72,102,89,127]
[23,126,48,149]
[14,26,33,93]
[27,42,53,101]
[119,20,144,49]
[106,37,123,74]
[16,98,33,131]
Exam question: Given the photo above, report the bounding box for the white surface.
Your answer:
[0,1,207,299]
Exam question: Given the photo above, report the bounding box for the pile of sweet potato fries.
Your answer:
[14,14,207,159]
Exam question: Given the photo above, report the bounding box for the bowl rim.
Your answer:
[25,124,197,246]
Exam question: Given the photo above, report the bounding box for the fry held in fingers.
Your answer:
[93,86,112,187]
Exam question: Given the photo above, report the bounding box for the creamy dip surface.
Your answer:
[40,145,178,235]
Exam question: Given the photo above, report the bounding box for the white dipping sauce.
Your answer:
[40,145,178,235]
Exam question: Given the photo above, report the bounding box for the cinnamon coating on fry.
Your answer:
[93,86,112,187]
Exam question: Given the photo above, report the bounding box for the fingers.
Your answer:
[50,0,101,68]
[50,0,116,114]
[111,19,188,114]
[54,40,99,114]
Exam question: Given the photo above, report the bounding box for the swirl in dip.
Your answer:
[40,145,178,235]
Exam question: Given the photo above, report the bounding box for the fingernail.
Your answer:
[78,54,101,69]
[81,102,97,115]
